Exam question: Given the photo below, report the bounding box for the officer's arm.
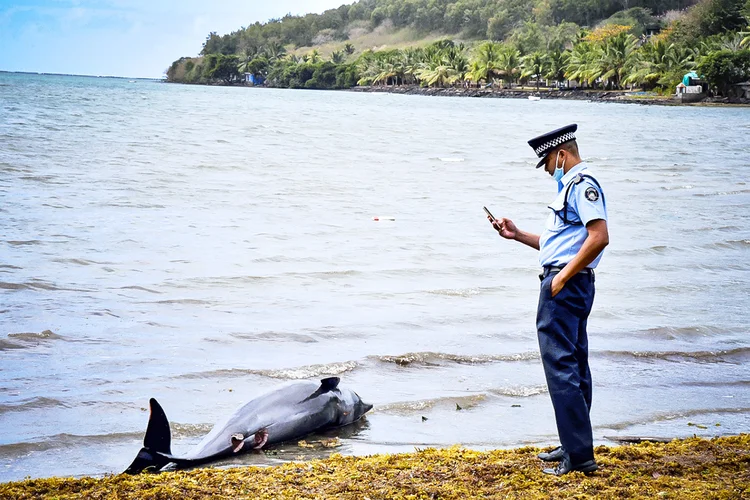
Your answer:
[513,229,541,251]
[557,220,609,283]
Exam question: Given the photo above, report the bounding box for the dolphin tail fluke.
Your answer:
[124,398,174,474]
[143,398,172,454]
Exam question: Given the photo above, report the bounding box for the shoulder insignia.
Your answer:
[585,187,599,202]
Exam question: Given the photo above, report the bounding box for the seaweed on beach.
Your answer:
[2,434,748,499]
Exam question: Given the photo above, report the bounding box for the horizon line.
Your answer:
[0,70,165,80]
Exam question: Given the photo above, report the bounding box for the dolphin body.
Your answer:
[125,377,372,473]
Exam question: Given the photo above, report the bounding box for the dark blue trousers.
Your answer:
[536,271,595,465]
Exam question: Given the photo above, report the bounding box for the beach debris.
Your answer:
[455,403,462,411]
[297,438,341,449]
[372,216,396,221]
[511,404,522,408]
[687,422,708,429]
[421,416,428,422]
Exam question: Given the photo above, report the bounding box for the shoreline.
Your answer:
[347,84,750,107]
[2,434,748,498]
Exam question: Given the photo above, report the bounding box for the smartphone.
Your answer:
[483,206,497,221]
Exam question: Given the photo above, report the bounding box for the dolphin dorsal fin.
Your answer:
[320,377,340,391]
[144,398,172,454]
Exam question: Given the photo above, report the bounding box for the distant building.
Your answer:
[676,72,707,103]
[244,73,265,85]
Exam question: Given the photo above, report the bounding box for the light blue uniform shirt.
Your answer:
[539,163,607,268]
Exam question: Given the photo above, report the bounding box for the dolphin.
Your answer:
[125,377,372,473]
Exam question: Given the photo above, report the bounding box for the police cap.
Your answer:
[528,124,578,168]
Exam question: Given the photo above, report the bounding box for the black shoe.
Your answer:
[543,457,598,476]
[537,446,565,462]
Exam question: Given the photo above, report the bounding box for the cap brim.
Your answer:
[535,156,547,169]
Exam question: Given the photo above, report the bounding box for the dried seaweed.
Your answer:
[2,435,748,499]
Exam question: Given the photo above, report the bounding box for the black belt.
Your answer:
[539,266,594,280]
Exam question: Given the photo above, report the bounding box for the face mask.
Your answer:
[552,151,566,182]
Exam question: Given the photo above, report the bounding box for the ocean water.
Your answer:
[1,72,749,482]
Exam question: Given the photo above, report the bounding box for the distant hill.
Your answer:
[198,0,700,57]
[166,0,750,101]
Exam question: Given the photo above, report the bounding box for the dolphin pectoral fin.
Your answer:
[231,434,245,453]
[252,428,268,449]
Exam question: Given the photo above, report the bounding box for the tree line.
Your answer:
[166,0,750,97]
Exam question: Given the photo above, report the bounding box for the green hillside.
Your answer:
[166,0,750,99]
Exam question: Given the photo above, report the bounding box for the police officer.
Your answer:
[489,124,609,475]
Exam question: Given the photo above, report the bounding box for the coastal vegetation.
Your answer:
[2,434,748,498]
[165,0,750,99]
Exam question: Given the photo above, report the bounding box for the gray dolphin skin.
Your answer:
[124,377,372,473]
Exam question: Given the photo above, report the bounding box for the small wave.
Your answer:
[101,202,166,209]
[90,310,121,318]
[119,285,161,294]
[19,175,63,184]
[376,394,486,415]
[603,407,750,431]
[634,325,730,340]
[489,385,548,398]
[175,361,358,381]
[0,330,64,350]
[678,379,750,389]
[427,288,485,297]
[52,258,97,266]
[230,331,318,344]
[611,245,671,257]
[372,351,538,367]
[706,239,750,250]
[5,240,42,246]
[0,264,22,270]
[0,396,69,415]
[0,279,84,292]
[8,330,64,341]
[693,189,750,197]
[151,299,212,305]
[436,157,465,162]
[596,347,750,363]
[0,431,143,458]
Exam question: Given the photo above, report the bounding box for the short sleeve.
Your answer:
[571,179,607,226]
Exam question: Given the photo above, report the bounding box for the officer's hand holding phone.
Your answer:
[484,206,517,240]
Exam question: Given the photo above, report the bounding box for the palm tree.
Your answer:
[741,27,750,48]
[264,41,286,62]
[469,42,502,86]
[545,50,570,87]
[496,45,521,87]
[305,49,323,64]
[330,51,345,64]
[521,52,549,91]
[623,39,696,90]
[565,42,602,88]
[597,33,639,89]
[237,49,254,74]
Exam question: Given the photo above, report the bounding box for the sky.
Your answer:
[0,0,349,78]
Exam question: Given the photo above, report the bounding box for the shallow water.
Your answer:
[1,73,749,482]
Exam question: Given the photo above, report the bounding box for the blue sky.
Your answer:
[0,0,348,78]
